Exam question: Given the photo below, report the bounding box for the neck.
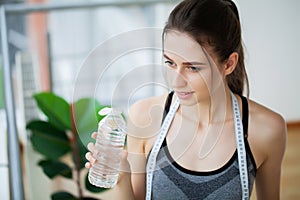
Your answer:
[179,88,233,126]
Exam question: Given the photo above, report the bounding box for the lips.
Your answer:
[175,91,194,99]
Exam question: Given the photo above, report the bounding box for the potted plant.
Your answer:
[26,92,108,200]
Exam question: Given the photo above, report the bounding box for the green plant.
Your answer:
[26,92,108,200]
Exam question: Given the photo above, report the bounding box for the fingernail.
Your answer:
[85,162,90,168]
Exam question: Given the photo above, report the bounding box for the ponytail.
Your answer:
[224,0,249,96]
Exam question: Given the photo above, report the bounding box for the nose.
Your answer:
[170,69,186,88]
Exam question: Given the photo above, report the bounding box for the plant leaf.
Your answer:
[34,92,71,131]
[38,159,72,179]
[27,120,71,159]
[72,98,107,147]
[84,172,108,193]
[71,137,88,170]
[51,191,78,200]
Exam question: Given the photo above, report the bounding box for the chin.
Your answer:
[177,98,198,107]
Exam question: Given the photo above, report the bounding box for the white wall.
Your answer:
[235,0,300,121]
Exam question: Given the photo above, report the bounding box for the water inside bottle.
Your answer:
[88,114,126,188]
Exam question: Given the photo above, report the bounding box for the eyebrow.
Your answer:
[163,54,207,66]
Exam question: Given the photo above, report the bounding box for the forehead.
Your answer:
[163,31,208,62]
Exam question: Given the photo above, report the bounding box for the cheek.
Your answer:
[188,72,211,91]
[165,67,174,76]
[164,68,175,83]
[210,66,226,91]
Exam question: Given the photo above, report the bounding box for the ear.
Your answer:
[224,52,238,76]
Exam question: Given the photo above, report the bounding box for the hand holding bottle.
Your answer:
[85,132,130,176]
[86,108,127,188]
[85,133,136,200]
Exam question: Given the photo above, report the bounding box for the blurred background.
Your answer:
[0,0,299,199]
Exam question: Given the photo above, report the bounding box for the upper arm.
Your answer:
[254,113,287,200]
[126,134,146,200]
[126,96,165,200]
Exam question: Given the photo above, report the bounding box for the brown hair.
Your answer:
[163,0,249,96]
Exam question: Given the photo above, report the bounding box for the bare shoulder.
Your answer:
[128,93,168,126]
[247,99,287,167]
[248,99,286,134]
[127,93,169,145]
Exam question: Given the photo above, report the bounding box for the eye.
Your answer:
[186,65,201,72]
[164,60,176,68]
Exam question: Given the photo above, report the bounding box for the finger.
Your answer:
[85,152,96,164]
[85,162,92,169]
[87,142,95,152]
[91,132,97,139]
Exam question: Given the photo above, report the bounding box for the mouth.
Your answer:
[175,91,194,99]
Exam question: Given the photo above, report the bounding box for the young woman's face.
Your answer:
[163,31,225,106]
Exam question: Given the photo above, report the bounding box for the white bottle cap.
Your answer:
[98,107,112,116]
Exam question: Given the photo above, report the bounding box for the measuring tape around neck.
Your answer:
[145,93,249,200]
[231,93,249,200]
[146,97,179,200]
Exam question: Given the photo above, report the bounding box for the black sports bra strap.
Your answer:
[240,96,249,138]
[162,91,174,124]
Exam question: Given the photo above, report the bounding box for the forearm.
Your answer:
[101,172,135,200]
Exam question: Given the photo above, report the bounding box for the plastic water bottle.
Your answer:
[88,107,127,188]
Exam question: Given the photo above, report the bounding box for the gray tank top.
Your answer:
[150,92,257,200]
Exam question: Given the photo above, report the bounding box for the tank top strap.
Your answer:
[146,91,179,200]
[231,93,250,200]
[161,91,174,124]
[240,95,249,138]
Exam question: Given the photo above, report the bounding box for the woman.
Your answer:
[85,0,287,199]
